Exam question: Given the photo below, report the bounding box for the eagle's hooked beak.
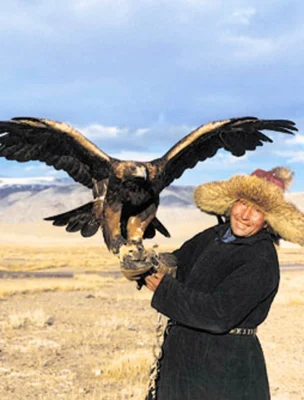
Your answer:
[134,166,147,180]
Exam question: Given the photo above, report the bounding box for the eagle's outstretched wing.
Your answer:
[0,117,113,188]
[150,117,297,191]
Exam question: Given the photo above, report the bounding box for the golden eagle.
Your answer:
[0,117,297,254]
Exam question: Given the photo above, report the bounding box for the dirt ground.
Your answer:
[0,269,303,400]
[0,276,155,400]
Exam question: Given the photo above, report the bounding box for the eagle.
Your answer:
[0,116,297,255]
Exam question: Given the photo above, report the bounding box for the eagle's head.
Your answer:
[114,162,148,182]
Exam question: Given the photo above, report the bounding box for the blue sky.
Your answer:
[0,0,303,191]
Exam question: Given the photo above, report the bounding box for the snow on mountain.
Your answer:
[0,176,71,187]
[0,178,195,223]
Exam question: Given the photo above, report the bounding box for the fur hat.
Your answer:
[194,167,304,246]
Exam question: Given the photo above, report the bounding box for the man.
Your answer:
[121,167,304,400]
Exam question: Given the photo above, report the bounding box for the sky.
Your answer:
[0,0,303,191]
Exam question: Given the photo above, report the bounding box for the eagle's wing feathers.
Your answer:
[0,117,113,188]
[45,199,103,237]
[151,117,297,190]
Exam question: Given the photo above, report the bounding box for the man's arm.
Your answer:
[120,228,214,286]
[150,254,279,334]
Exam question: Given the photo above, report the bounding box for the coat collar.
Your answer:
[215,223,273,246]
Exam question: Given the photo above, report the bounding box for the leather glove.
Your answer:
[120,253,155,282]
[120,247,177,289]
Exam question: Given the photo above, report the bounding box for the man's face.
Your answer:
[230,199,266,237]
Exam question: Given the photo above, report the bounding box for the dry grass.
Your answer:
[276,247,304,265]
[102,349,152,380]
[0,243,303,277]
[56,382,149,400]
[288,295,304,305]
[0,274,124,298]
[0,243,177,273]
[0,275,157,399]
[0,228,303,399]
[101,348,152,396]
[0,238,303,275]
[0,244,119,272]
[8,308,54,329]
[0,271,303,399]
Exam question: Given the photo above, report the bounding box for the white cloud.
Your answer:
[284,135,304,146]
[221,34,275,60]
[196,152,249,170]
[231,8,256,25]
[111,151,161,161]
[45,169,64,176]
[221,7,256,26]
[218,19,304,63]
[0,4,46,34]
[26,164,65,176]
[78,124,128,139]
[0,176,58,186]
[73,0,105,10]
[195,94,245,109]
[183,0,211,6]
[0,0,132,33]
[135,128,150,136]
[24,165,52,172]
[24,166,37,171]
[71,0,132,26]
[275,150,304,163]
[158,124,194,140]
[108,146,250,166]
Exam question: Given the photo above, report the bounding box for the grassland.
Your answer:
[0,268,303,399]
[0,241,303,275]
[0,228,303,399]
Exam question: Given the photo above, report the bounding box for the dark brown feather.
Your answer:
[0,118,113,189]
[151,117,297,191]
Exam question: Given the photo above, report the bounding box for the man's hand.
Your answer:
[119,244,176,290]
[145,272,165,292]
[120,255,153,281]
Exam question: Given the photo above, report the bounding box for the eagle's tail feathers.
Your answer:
[81,220,100,237]
[44,201,102,238]
[151,217,171,238]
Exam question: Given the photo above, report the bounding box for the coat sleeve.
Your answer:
[151,252,279,334]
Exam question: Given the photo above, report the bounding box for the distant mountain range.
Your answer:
[0,177,303,224]
[0,176,70,188]
[0,177,196,223]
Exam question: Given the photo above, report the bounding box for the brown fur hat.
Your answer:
[194,167,304,246]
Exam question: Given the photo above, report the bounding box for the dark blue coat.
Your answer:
[149,223,280,400]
